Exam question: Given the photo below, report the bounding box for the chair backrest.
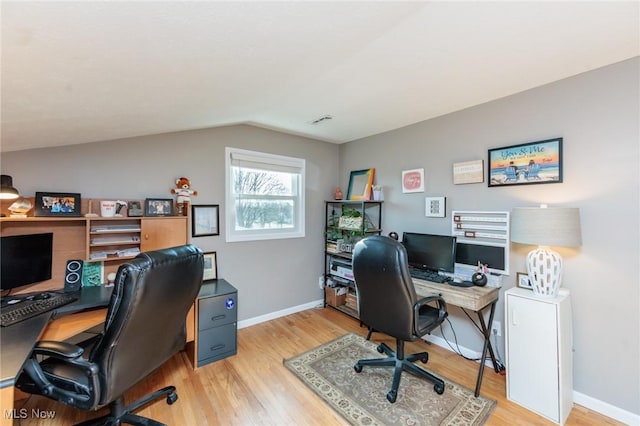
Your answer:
[352,236,418,341]
[89,244,203,405]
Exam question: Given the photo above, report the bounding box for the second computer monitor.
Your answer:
[401,232,456,273]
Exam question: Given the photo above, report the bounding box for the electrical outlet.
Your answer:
[491,321,502,337]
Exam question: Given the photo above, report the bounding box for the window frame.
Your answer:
[225,147,306,242]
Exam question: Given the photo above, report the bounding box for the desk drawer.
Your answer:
[197,323,237,364]
[198,293,237,331]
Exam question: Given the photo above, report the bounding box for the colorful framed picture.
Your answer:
[145,198,174,216]
[203,251,218,280]
[192,204,220,237]
[346,168,375,200]
[402,168,424,193]
[517,272,533,290]
[488,137,563,187]
[35,192,82,217]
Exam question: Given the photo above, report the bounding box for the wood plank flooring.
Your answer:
[15,307,623,425]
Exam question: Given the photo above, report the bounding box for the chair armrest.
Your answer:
[413,295,448,335]
[33,340,84,359]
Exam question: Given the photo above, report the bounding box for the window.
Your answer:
[225,147,305,242]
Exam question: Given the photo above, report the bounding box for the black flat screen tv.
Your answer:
[1,232,53,291]
[401,232,456,273]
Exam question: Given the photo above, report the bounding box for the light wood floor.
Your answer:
[16,307,622,425]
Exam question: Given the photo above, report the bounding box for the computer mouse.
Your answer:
[453,277,463,284]
[38,292,51,299]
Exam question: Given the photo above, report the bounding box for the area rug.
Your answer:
[284,333,496,426]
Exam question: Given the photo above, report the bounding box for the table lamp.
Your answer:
[510,205,582,298]
[0,175,20,200]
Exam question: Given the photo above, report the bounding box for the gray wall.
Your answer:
[2,124,339,320]
[339,57,639,416]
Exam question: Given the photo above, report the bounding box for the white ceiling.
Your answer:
[1,1,638,153]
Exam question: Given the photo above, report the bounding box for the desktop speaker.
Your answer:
[64,259,83,293]
[472,272,487,287]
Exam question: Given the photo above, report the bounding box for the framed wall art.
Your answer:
[453,160,484,184]
[401,168,424,193]
[145,198,174,216]
[425,196,446,217]
[192,204,220,237]
[203,251,218,280]
[488,137,563,187]
[346,168,375,200]
[35,192,82,217]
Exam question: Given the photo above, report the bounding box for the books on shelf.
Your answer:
[90,235,141,245]
[90,224,141,232]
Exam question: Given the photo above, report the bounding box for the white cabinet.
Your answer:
[505,287,573,424]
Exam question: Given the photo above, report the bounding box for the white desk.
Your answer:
[413,279,500,397]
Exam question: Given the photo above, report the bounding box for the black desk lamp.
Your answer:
[0,175,19,200]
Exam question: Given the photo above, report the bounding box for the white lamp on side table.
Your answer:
[510,205,582,298]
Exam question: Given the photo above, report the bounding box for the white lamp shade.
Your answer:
[511,207,582,248]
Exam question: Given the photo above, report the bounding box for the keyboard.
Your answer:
[409,268,451,284]
[1,293,79,327]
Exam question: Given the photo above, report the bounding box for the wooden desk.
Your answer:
[412,278,500,397]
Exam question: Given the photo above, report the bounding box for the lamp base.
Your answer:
[526,246,563,298]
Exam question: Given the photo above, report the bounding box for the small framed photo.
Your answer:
[517,272,533,290]
[127,200,143,217]
[425,196,446,217]
[145,198,174,217]
[402,168,425,193]
[192,204,220,237]
[203,251,218,280]
[35,192,82,217]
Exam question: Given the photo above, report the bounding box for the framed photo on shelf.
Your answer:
[488,137,563,187]
[145,198,174,217]
[203,251,218,280]
[346,168,375,200]
[516,272,533,290]
[192,204,220,237]
[401,168,425,193]
[35,192,82,217]
[127,200,143,217]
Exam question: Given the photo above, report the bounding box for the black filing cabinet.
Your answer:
[196,279,238,367]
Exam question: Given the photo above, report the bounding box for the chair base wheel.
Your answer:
[354,364,363,373]
[386,390,397,403]
[167,391,178,405]
[434,383,445,395]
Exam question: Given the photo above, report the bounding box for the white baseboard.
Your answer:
[239,303,639,425]
[573,391,639,425]
[237,299,323,329]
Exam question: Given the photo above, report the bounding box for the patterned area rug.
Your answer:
[284,333,496,426]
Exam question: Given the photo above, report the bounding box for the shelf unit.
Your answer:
[323,200,383,318]
[0,215,188,292]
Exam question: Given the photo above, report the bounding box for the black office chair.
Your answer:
[16,244,204,426]
[352,235,448,403]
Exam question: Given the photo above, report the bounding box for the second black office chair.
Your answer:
[16,244,204,426]
[352,235,448,403]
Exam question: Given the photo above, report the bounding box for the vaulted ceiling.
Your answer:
[2,1,638,153]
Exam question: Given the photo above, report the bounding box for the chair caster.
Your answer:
[167,391,178,405]
[434,383,445,395]
[354,364,363,373]
[420,354,428,363]
[376,345,384,353]
[386,390,397,403]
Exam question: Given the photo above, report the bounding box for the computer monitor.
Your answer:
[455,242,507,275]
[1,232,53,292]
[401,232,456,273]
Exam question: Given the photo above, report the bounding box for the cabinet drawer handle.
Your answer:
[210,344,225,352]
[211,314,226,322]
